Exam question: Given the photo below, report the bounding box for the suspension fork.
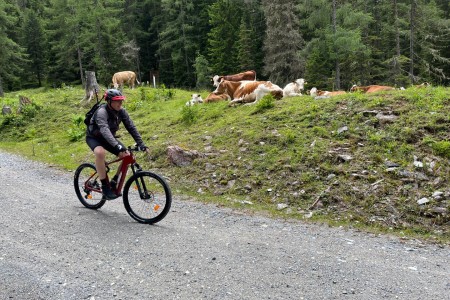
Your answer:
[131,163,151,199]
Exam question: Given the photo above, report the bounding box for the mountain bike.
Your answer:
[74,145,172,224]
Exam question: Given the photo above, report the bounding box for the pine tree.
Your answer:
[80,0,126,85]
[193,52,211,89]
[22,9,47,87]
[235,1,265,78]
[45,0,126,87]
[236,20,254,71]
[262,0,304,86]
[45,0,85,86]
[158,0,197,87]
[207,0,242,75]
[0,0,27,92]
[141,0,165,84]
[301,0,372,89]
[408,0,449,84]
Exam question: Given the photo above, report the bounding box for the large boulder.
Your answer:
[167,145,205,166]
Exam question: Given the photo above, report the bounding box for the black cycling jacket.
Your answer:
[86,103,145,149]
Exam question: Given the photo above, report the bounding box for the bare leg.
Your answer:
[93,146,107,180]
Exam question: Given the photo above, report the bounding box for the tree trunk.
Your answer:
[332,0,341,90]
[84,71,100,103]
[393,0,401,86]
[0,75,3,97]
[409,0,416,84]
[78,47,85,89]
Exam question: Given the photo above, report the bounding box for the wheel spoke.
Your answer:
[74,163,106,209]
[123,172,171,224]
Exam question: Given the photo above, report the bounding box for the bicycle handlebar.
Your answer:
[127,145,147,152]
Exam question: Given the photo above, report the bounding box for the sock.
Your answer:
[101,178,109,186]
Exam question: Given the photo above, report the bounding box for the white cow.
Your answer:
[283,78,306,97]
[185,94,203,106]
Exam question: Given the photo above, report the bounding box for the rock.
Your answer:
[362,110,379,116]
[376,112,398,123]
[227,180,235,188]
[277,203,288,210]
[398,170,429,181]
[338,154,353,162]
[303,211,313,218]
[337,126,348,134]
[417,198,430,205]
[2,106,12,115]
[167,145,205,166]
[432,191,444,199]
[430,207,447,214]
[385,161,400,168]
[413,156,423,168]
[327,174,336,180]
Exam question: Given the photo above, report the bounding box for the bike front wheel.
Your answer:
[74,163,106,209]
[123,171,172,224]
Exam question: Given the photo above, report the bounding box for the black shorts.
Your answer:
[86,136,125,156]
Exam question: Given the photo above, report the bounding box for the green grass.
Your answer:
[1,84,449,243]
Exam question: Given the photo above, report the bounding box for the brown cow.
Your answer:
[310,87,346,97]
[204,92,230,103]
[212,80,283,106]
[112,71,140,89]
[350,85,395,93]
[212,70,256,87]
[413,82,431,88]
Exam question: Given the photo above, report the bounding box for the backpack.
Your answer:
[84,102,101,126]
[84,91,103,126]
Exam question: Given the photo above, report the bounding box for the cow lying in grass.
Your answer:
[185,94,203,106]
[212,80,283,106]
[350,84,395,93]
[310,87,346,97]
[283,79,306,97]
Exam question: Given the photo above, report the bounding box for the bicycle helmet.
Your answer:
[104,89,125,101]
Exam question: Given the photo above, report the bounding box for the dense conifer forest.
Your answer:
[0,0,449,94]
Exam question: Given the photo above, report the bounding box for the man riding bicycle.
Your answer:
[86,89,149,200]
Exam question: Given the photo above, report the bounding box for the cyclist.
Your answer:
[86,88,148,200]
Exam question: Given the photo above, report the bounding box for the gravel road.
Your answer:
[0,150,449,300]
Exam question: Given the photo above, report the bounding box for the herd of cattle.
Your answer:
[109,70,430,107]
[185,70,431,107]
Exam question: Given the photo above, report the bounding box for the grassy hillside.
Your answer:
[1,85,449,242]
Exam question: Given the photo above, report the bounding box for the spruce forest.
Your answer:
[0,0,449,95]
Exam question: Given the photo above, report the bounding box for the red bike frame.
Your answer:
[84,152,137,196]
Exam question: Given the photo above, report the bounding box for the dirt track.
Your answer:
[0,150,449,300]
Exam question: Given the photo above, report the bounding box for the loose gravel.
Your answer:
[0,150,449,300]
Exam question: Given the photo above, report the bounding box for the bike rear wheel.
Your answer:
[123,171,172,224]
[74,163,106,209]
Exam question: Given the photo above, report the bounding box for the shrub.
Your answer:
[181,105,198,125]
[21,102,41,118]
[67,114,85,142]
[431,141,450,158]
[254,94,275,113]
[282,130,296,145]
[1,114,26,127]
